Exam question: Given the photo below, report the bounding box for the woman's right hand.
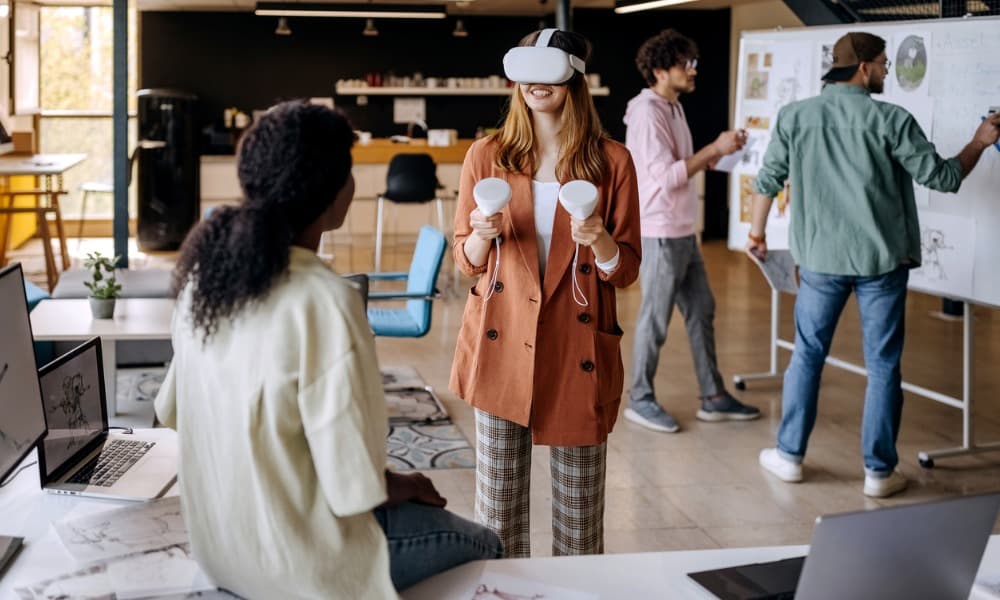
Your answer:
[470,208,503,242]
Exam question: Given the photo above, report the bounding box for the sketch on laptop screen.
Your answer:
[0,266,47,481]
[39,346,104,477]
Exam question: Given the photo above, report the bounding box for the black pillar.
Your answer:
[556,0,572,31]
[113,0,128,268]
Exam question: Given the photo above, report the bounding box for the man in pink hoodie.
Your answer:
[624,29,759,433]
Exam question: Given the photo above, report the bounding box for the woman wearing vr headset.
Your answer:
[450,29,642,557]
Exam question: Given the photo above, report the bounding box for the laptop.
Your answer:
[36,337,177,501]
[0,263,47,486]
[689,492,1000,600]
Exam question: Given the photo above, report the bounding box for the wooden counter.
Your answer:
[351,138,474,164]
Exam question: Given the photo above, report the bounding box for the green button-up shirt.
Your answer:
[753,83,963,276]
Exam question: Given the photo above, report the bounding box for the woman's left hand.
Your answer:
[570,215,609,247]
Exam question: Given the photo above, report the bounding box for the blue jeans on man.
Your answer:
[777,265,908,478]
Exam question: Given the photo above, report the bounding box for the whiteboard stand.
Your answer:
[732,278,1000,469]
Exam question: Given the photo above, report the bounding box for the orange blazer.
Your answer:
[449,137,642,446]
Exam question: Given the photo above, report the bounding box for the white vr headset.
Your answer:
[503,28,586,85]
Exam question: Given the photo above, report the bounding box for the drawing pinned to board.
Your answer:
[739,175,756,223]
[820,43,835,77]
[774,75,800,114]
[774,181,791,220]
[764,53,773,68]
[744,116,770,130]
[745,70,769,100]
[910,212,975,299]
[748,53,759,69]
[895,34,928,93]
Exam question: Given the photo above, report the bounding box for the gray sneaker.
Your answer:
[696,392,761,422]
[624,397,680,433]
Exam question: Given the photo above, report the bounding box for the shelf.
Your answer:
[335,85,611,97]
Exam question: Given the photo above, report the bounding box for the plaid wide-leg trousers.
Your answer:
[474,408,607,557]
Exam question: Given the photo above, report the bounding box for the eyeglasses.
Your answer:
[683,58,699,71]
[872,59,891,70]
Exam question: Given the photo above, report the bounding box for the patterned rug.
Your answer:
[118,365,474,471]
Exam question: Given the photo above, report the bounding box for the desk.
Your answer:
[2,450,999,600]
[29,298,174,415]
[0,154,88,290]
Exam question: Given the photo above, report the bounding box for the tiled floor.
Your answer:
[10,234,1000,557]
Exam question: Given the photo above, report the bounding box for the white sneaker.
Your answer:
[759,448,803,483]
[863,471,908,498]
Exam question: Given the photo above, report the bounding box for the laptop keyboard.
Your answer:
[67,439,155,487]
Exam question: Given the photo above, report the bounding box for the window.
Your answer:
[38,5,138,219]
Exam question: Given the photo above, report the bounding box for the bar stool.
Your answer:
[76,181,113,246]
[374,153,447,272]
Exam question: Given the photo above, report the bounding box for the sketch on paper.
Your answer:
[748,52,759,69]
[472,572,599,600]
[738,175,757,223]
[773,181,791,221]
[55,496,189,564]
[773,74,800,114]
[739,133,767,170]
[820,43,835,76]
[744,70,769,100]
[749,249,798,294]
[14,563,114,600]
[380,365,425,390]
[106,544,216,599]
[764,52,773,68]
[910,212,975,299]
[744,115,770,130]
[895,35,928,92]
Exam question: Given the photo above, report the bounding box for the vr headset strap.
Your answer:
[535,28,586,75]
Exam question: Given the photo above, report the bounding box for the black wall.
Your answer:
[141,8,732,237]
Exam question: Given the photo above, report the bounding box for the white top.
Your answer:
[155,247,395,600]
[533,180,560,278]
[30,298,174,341]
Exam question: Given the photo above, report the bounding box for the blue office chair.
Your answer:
[366,225,446,337]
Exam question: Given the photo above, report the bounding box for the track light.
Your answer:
[274,16,292,35]
[255,2,447,19]
[452,18,468,37]
[363,18,379,36]
[613,0,698,14]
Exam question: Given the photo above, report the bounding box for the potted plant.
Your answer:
[83,252,122,319]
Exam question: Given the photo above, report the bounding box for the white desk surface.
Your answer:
[29,298,174,341]
[2,451,999,600]
[0,154,87,177]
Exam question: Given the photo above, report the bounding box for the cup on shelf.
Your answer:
[587,73,601,88]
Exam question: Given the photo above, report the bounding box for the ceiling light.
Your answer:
[275,16,292,35]
[452,18,468,37]
[363,18,379,36]
[255,2,447,19]
[613,0,698,14]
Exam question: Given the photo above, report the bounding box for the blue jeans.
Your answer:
[777,266,908,477]
[374,501,504,591]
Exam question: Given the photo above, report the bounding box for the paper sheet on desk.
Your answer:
[748,250,798,294]
[472,571,598,600]
[54,496,188,565]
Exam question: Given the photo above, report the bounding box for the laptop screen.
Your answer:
[0,264,47,483]
[38,341,106,479]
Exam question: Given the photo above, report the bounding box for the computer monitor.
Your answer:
[0,117,13,156]
[0,264,47,483]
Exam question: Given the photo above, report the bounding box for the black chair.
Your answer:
[375,153,447,272]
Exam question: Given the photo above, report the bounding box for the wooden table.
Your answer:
[0,153,88,290]
[29,298,174,415]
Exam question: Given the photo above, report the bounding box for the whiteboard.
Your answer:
[726,17,1000,308]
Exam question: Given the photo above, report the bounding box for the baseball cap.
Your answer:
[822,32,886,82]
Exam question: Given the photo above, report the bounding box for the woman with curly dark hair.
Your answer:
[156,101,501,599]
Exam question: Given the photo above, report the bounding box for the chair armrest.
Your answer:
[366,272,409,281]
[369,291,436,301]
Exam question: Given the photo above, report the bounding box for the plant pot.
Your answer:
[89,297,117,319]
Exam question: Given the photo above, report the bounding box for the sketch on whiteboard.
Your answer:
[55,496,188,564]
[744,70,769,100]
[910,212,975,299]
[920,228,952,280]
[895,35,928,92]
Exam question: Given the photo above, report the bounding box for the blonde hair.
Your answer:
[493,31,608,184]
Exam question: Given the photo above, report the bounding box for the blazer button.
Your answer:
[581,360,595,372]
[494,281,504,293]
[578,313,591,324]
[487,329,499,341]
[579,263,592,275]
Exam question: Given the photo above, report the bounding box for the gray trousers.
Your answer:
[629,235,725,404]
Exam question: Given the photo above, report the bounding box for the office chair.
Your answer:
[366,225,445,338]
[374,153,447,272]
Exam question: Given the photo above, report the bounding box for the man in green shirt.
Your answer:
[747,32,1000,498]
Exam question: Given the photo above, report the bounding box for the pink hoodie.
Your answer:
[623,88,697,239]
